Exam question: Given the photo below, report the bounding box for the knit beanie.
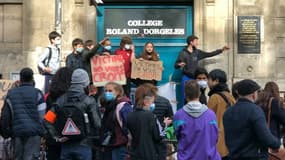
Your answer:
[71,69,90,87]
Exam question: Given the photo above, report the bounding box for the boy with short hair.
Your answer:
[66,38,85,71]
[173,80,220,160]
[38,31,61,93]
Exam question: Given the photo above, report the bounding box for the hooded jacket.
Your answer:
[173,101,221,160]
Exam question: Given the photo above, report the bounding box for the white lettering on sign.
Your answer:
[127,20,163,27]
[106,28,185,36]
[105,19,185,36]
[106,28,140,35]
[143,28,184,35]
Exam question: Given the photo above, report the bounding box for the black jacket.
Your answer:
[66,52,84,71]
[223,98,280,159]
[153,95,174,125]
[174,47,222,78]
[261,98,285,139]
[66,43,101,80]
[127,108,162,160]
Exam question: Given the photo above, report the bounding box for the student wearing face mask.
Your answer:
[133,42,160,87]
[38,31,61,93]
[194,67,209,105]
[99,82,133,160]
[114,36,136,97]
[66,38,85,71]
[127,84,171,160]
[100,39,113,55]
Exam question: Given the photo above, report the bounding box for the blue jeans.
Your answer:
[112,146,127,160]
[181,75,193,105]
[61,144,92,160]
[14,136,41,160]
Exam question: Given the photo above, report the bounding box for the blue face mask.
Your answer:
[76,47,84,53]
[104,92,115,101]
[104,45,112,51]
[149,103,156,112]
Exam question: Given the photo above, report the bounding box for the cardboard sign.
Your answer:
[131,59,163,81]
[91,55,126,87]
[0,80,14,109]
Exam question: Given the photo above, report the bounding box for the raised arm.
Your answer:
[198,46,229,59]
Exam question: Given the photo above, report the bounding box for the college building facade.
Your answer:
[0,0,284,91]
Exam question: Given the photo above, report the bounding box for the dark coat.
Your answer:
[261,98,285,139]
[223,98,280,159]
[44,84,101,147]
[153,95,174,125]
[6,83,44,137]
[127,108,162,160]
[66,52,85,71]
[66,43,101,80]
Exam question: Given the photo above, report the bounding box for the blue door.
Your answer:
[97,5,193,108]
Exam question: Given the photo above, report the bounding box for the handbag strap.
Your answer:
[267,97,274,127]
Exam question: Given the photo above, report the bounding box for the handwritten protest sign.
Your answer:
[0,80,14,110]
[131,59,163,81]
[91,55,126,87]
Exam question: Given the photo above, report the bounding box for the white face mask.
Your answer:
[197,80,208,89]
[55,39,61,45]
[125,44,131,50]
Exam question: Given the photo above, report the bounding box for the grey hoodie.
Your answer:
[183,101,208,118]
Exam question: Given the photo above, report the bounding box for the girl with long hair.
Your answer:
[256,81,285,139]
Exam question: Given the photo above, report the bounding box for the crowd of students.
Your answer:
[1,30,285,160]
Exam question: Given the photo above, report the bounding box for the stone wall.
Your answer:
[0,1,23,78]
[0,0,96,79]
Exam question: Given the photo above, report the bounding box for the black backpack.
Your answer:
[37,47,52,75]
[0,98,14,139]
[55,95,90,142]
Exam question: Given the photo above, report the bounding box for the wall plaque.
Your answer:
[238,16,261,53]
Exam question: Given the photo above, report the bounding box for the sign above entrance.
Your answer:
[104,8,187,38]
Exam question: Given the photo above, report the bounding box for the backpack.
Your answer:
[55,95,90,142]
[37,47,52,75]
[0,98,14,139]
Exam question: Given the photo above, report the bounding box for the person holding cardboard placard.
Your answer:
[133,42,161,87]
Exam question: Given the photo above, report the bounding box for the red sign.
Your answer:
[91,55,126,87]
